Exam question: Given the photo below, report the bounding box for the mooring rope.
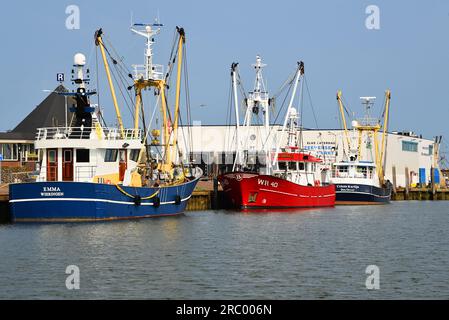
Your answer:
[115,184,160,200]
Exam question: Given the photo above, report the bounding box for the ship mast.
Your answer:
[247,56,271,174]
[130,22,186,179]
[231,63,242,171]
[231,56,271,173]
[272,61,304,167]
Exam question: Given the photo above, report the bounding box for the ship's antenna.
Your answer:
[360,96,376,125]
[130,20,163,81]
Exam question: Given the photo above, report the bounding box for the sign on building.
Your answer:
[57,73,65,82]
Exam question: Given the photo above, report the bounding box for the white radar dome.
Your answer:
[146,26,152,33]
[351,120,359,128]
[289,108,298,116]
[74,53,86,66]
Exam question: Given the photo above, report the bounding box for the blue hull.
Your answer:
[9,178,199,222]
[335,183,391,204]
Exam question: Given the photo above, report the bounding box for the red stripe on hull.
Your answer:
[219,172,335,209]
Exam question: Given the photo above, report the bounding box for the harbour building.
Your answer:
[177,125,440,188]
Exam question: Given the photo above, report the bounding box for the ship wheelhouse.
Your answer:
[272,147,328,186]
[332,161,378,186]
[35,112,144,186]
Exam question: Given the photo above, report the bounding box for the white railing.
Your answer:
[331,168,374,180]
[36,127,143,141]
[356,117,380,127]
[132,64,164,81]
[248,91,269,102]
[75,166,96,181]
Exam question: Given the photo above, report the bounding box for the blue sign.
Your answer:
[57,73,65,82]
[0,154,3,161]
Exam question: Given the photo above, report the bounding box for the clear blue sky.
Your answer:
[1,0,448,140]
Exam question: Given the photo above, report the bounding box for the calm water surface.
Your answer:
[0,201,448,299]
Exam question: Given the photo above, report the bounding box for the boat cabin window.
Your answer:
[130,149,140,162]
[356,166,368,178]
[299,162,305,171]
[337,166,349,173]
[105,149,118,162]
[76,149,90,163]
[288,162,297,170]
[48,150,56,163]
[278,162,287,171]
[64,149,72,162]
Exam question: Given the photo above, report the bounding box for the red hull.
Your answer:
[219,172,335,209]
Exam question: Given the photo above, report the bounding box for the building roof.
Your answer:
[0,85,73,141]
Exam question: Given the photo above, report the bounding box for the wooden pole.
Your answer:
[431,166,436,199]
[392,165,397,195]
[405,167,410,200]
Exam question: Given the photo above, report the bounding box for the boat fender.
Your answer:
[134,195,142,206]
[175,195,181,205]
[314,180,320,187]
[153,196,161,208]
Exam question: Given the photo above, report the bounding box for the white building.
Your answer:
[177,125,438,187]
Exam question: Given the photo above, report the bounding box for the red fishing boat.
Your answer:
[219,59,335,209]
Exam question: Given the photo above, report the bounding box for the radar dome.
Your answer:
[74,53,86,66]
[351,120,359,128]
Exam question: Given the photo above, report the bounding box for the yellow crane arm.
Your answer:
[337,90,351,153]
[379,90,391,184]
[171,27,185,165]
[95,29,125,138]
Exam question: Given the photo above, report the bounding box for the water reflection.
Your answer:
[1,202,449,299]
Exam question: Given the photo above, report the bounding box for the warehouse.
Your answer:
[177,125,439,188]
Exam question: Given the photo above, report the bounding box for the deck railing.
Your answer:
[36,127,142,141]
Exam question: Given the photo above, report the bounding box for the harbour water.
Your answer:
[0,201,448,299]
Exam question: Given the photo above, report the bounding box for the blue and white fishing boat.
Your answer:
[331,93,392,205]
[9,23,202,222]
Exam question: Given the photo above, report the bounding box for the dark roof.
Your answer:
[0,85,73,141]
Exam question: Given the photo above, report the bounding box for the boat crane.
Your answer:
[95,23,187,182]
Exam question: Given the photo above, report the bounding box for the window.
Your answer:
[48,150,56,163]
[130,149,141,162]
[299,162,305,170]
[429,145,433,156]
[105,149,118,162]
[356,166,368,178]
[76,149,90,163]
[402,141,418,152]
[288,162,297,170]
[64,150,72,162]
[278,162,287,170]
[0,143,18,160]
[338,166,349,173]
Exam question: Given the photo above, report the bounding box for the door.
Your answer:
[62,148,74,181]
[119,149,127,181]
[46,149,58,181]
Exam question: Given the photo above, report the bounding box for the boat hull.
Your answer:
[335,183,391,205]
[9,178,200,222]
[219,172,335,209]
